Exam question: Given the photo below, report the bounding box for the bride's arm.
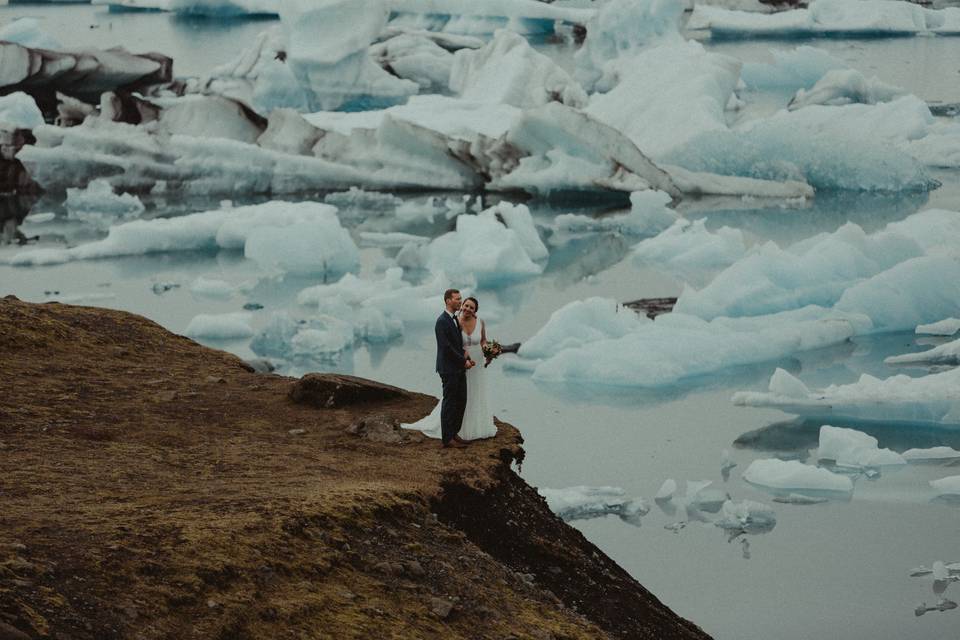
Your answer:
[480,319,487,348]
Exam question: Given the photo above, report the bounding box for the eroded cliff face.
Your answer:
[0,297,709,640]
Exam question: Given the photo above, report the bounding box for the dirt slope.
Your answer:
[0,297,710,640]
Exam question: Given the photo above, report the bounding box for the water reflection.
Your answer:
[0,194,39,245]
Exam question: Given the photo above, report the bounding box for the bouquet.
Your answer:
[482,340,503,367]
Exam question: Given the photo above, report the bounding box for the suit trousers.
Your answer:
[439,371,467,444]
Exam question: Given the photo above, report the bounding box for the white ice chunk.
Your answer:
[185,312,254,340]
[675,209,960,321]
[518,297,646,360]
[917,318,960,336]
[370,33,455,93]
[0,91,44,130]
[885,338,960,367]
[930,475,960,496]
[740,46,848,91]
[817,425,906,467]
[8,201,357,277]
[358,231,430,248]
[486,201,548,261]
[632,218,747,277]
[425,208,543,285]
[450,29,587,109]
[788,68,908,110]
[743,458,853,492]
[902,446,960,461]
[655,478,678,501]
[0,18,61,50]
[734,366,960,428]
[768,368,812,399]
[715,499,776,531]
[539,485,649,524]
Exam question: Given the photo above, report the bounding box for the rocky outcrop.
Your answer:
[0,298,709,640]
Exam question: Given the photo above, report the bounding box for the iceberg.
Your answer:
[6,201,358,277]
[666,96,937,191]
[742,458,853,493]
[788,69,908,110]
[424,206,544,285]
[0,92,43,130]
[715,499,776,533]
[553,190,679,237]
[917,318,960,336]
[521,301,868,388]
[655,478,678,501]
[816,425,906,467]
[0,18,62,51]
[687,0,960,38]
[369,33,458,93]
[185,312,254,340]
[903,446,960,461]
[538,485,649,525]
[930,476,960,497]
[189,276,236,300]
[733,367,960,428]
[631,218,747,278]
[386,0,595,36]
[885,338,960,367]
[739,46,848,91]
[449,29,587,109]
[675,209,960,321]
[250,311,358,363]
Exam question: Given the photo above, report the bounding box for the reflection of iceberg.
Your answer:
[886,338,960,367]
[733,367,960,428]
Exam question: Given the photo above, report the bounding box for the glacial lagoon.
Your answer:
[2,3,960,639]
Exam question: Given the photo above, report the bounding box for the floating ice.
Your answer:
[250,310,360,362]
[518,297,646,360]
[450,30,586,109]
[369,33,457,93]
[885,338,960,367]
[387,0,595,37]
[631,218,747,278]
[538,485,650,525]
[185,312,254,340]
[7,201,357,277]
[655,478,678,501]
[189,277,236,300]
[772,493,828,505]
[522,303,867,388]
[585,41,741,159]
[715,499,776,532]
[733,367,960,428]
[666,96,936,191]
[816,425,906,468]
[687,0,960,38]
[903,446,960,461]
[660,165,814,199]
[788,69,908,110]
[917,318,960,336]
[930,475,960,496]
[911,561,960,577]
[743,458,853,493]
[0,18,62,51]
[65,179,145,230]
[358,231,430,248]
[425,206,544,285]
[686,480,728,511]
[739,46,848,91]
[675,209,960,321]
[0,92,44,130]
[323,187,403,212]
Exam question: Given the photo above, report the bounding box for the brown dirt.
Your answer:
[0,297,710,640]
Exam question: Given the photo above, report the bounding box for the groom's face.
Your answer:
[447,292,462,313]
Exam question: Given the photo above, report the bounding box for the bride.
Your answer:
[404,295,497,441]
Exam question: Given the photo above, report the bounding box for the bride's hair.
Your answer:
[464,296,479,311]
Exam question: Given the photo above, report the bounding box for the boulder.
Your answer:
[288,373,408,409]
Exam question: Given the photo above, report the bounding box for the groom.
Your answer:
[435,288,475,449]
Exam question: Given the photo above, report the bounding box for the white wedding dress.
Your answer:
[403,318,497,441]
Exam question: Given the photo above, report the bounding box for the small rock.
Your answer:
[205,375,226,384]
[289,373,408,409]
[288,428,307,436]
[403,560,425,577]
[206,599,221,609]
[430,597,454,619]
[10,542,26,552]
[242,302,264,311]
[345,415,404,444]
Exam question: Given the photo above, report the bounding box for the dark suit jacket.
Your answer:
[435,311,465,374]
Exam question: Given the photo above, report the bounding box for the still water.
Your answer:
[1,6,959,639]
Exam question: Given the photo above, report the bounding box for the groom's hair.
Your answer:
[443,288,460,302]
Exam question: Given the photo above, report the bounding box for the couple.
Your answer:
[405,288,497,447]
